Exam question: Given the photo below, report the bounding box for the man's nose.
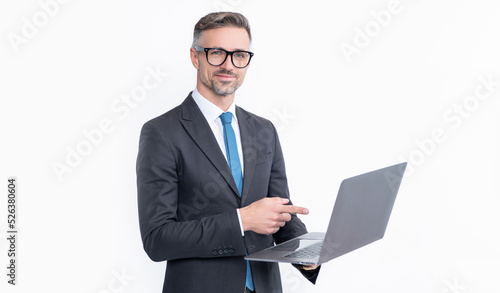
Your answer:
[220,54,236,71]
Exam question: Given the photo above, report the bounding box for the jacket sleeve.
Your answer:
[267,125,322,284]
[136,121,246,262]
[266,124,308,244]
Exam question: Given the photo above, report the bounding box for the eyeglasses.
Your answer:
[194,46,254,69]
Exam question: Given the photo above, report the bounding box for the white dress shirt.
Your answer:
[191,87,245,235]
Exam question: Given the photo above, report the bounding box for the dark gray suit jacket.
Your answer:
[137,93,310,293]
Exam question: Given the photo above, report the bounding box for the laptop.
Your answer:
[245,162,407,265]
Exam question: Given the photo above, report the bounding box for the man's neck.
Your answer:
[196,84,235,112]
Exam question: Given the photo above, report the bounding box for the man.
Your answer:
[137,12,319,293]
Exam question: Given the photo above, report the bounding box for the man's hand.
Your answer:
[239,197,309,235]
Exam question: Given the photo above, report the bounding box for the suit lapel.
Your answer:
[237,106,257,205]
[179,94,241,199]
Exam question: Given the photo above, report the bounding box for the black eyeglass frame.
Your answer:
[194,46,254,69]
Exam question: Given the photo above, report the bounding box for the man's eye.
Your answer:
[210,50,223,55]
[234,52,246,58]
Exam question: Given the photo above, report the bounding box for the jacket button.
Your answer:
[229,248,234,254]
[212,250,218,256]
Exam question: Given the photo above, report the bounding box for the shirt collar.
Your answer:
[192,87,238,123]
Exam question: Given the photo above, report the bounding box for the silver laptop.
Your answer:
[245,162,407,265]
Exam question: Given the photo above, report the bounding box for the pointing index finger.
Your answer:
[280,204,309,215]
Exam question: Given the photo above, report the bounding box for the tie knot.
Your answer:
[220,112,233,125]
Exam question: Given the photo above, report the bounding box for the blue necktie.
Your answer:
[220,112,254,291]
[220,112,243,195]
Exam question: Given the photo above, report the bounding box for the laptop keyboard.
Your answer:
[284,241,323,259]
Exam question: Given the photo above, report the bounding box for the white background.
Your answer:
[1,0,499,292]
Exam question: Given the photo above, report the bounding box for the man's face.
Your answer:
[191,27,251,96]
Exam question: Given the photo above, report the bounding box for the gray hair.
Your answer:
[192,12,252,47]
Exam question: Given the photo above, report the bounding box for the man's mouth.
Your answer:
[214,70,237,80]
[215,74,236,80]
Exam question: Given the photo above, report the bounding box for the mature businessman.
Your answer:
[137,12,319,293]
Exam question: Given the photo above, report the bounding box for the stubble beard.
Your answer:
[200,70,240,96]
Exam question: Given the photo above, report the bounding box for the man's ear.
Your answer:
[190,47,200,70]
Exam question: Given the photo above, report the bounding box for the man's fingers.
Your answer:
[277,212,292,222]
[280,204,309,215]
[274,198,309,215]
[272,197,309,215]
[274,197,289,204]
